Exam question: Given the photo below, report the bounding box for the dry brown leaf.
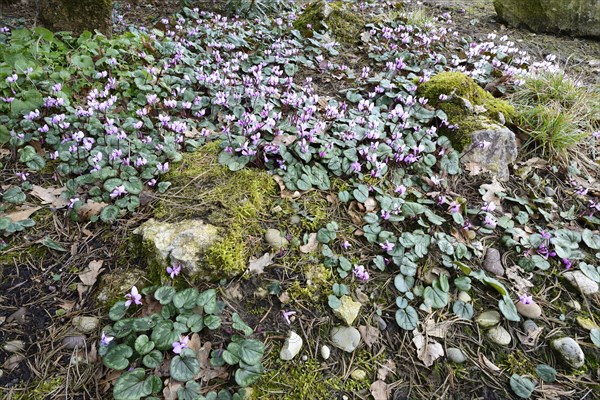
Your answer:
[7,307,27,324]
[271,134,296,146]
[163,379,182,400]
[422,317,455,339]
[4,206,41,222]
[505,265,534,293]
[358,324,380,348]
[77,200,108,220]
[377,359,396,381]
[478,353,501,372]
[59,300,76,311]
[370,380,389,400]
[187,333,201,354]
[299,233,319,254]
[79,260,104,286]
[480,180,505,210]
[248,253,274,274]
[272,175,301,199]
[77,283,88,302]
[223,282,243,301]
[30,185,69,208]
[517,326,543,347]
[412,330,444,367]
[88,342,98,363]
[464,162,483,176]
[364,197,377,212]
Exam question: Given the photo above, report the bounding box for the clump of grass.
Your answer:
[511,70,599,161]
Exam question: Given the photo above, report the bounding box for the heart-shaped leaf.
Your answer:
[510,374,535,399]
[113,369,153,400]
[170,348,200,382]
[134,335,155,355]
[154,286,176,305]
[103,344,133,370]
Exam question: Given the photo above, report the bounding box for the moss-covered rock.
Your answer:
[145,142,276,282]
[40,0,113,36]
[293,1,365,45]
[417,71,515,151]
[95,268,147,309]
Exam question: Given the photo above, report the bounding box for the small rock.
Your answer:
[355,289,369,304]
[566,300,582,311]
[447,347,466,363]
[62,336,86,349]
[320,345,331,360]
[265,228,289,248]
[483,248,504,277]
[544,187,555,197]
[564,271,599,295]
[576,316,598,331]
[332,296,361,326]
[3,340,25,353]
[487,325,511,346]
[72,316,99,334]
[3,354,24,371]
[476,310,501,328]
[551,337,585,369]
[280,331,303,361]
[350,369,367,380]
[516,301,542,319]
[289,215,301,224]
[375,316,387,331]
[522,319,538,334]
[458,291,472,303]
[331,326,361,353]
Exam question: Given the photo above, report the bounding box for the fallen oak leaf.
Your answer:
[359,324,380,348]
[248,253,274,274]
[4,206,41,222]
[77,200,108,220]
[412,330,444,367]
[30,185,69,208]
[78,260,104,286]
[299,233,318,254]
[370,380,389,400]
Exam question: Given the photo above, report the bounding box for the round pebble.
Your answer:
[476,310,500,328]
[487,325,511,346]
[516,301,542,319]
[320,345,331,360]
[447,347,466,363]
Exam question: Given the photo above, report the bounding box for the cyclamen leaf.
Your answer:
[170,348,200,382]
[591,328,600,348]
[535,364,556,383]
[423,286,448,309]
[113,369,153,400]
[509,374,535,399]
[452,301,473,320]
[232,313,253,336]
[582,229,600,250]
[103,344,133,370]
[498,296,520,322]
[395,306,419,330]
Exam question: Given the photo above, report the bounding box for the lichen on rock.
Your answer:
[418,71,515,152]
[293,1,365,45]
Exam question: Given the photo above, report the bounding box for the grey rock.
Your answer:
[462,124,517,182]
[476,310,501,328]
[72,316,99,334]
[375,316,387,331]
[516,301,542,319]
[280,331,303,361]
[458,291,472,303]
[332,296,361,326]
[265,228,289,248]
[487,325,512,346]
[447,347,466,363]
[566,300,582,311]
[493,0,600,39]
[331,326,361,353]
[483,248,504,277]
[564,271,599,295]
[134,218,219,277]
[522,319,538,334]
[551,337,585,368]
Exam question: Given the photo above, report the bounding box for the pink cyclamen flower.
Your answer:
[341,241,351,250]
[125,286,142,307]
[380,240,395,252]
[562,258,572,270]
[172,335,189,354]
[353,265,369,281]
[483,214,497,229]
[518,294,533,304]
[282,310,296,324]
[167,263,181,279]
[101,331,114,346]
[481,202,496,212]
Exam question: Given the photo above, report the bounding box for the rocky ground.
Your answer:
[0,1,599,400]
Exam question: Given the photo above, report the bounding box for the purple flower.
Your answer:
[394,185,406,196]
[110,185,127,199]
[101,331,114,346]
[380,240,395,252]
[282,310,296,324]
[353,264,369,281]
[167,263,181,279]
[448,201,460,213]
[562,258,572,270]
[518,294,533,304]
[481,202,496,212]
[483,214,497,229]
[157,162,169,173]
[478,140,491,150]
[341,241,351,250]
[540,230,551,240]
[172,335,189,354]
[124,286,142,307]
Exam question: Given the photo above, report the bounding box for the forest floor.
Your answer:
[0,1,599,399]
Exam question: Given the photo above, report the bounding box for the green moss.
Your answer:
[149,142,276,281]
[418,71,515,151]
[12,378,64,400]
[252,348,382,399]
[293,1,365,45]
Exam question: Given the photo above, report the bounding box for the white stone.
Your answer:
[265,228,289,248]
[476,310,501,328]
[331,326,361,353]
[447,347,466,363]
[320,345,331,360]
[516,301,542,319]
[487,325,511,346]
[564,271,599,295]
[457,291,472,303]
[551,337,585,368]
[462,124,517,182]
[280,331,303,361]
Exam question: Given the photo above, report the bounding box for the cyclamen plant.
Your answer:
[100,269,264,400]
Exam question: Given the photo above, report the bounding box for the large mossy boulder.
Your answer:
[40,0,113,37]
[493,0,600,39]
[418,71,515,152]
[293,1,365,45]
